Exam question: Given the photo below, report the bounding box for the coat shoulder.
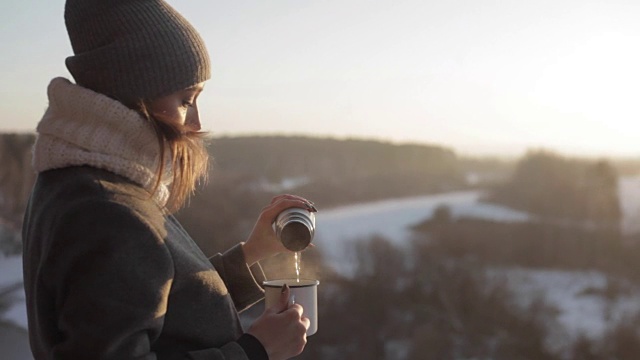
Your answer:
[27,166,166,238]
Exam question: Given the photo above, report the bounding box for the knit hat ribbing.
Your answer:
[64,0,211,102]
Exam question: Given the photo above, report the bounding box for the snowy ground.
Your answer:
[314,190,531,274]
[311,184,640,355]
[3,176,640,357]
[618,175,640,235]
[0,190,532,332]
[489,267,640,354]
[0,255,26,329]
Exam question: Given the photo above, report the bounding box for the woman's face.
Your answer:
[147,82,205,131]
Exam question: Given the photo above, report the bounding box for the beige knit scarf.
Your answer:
[33,77,170,206]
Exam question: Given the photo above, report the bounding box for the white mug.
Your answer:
[263,279,319,336]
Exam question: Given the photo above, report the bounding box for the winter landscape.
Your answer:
[4,174,640,359]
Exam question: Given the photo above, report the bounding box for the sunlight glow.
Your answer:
[3,0,640,157]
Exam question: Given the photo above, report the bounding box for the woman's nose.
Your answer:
[186,106,201,131]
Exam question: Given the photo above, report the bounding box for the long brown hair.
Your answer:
[125,99,210,212]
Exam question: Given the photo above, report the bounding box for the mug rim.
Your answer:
[263,279,320,288]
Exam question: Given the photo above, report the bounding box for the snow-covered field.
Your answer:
[3,176,640,358]
[0,255,26,329]
[314,190,531,274]
[0,254,30,359]
[310,178,640,356]
[489,267,640,355]
[619,175,640,235]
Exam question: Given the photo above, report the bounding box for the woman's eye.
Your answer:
[182,100,193,108]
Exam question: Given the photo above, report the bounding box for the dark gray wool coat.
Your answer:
[22,166,269,360]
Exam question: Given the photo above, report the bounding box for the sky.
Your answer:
[1,0,640,158]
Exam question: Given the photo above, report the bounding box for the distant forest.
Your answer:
[0,132,634,254]
[207,136,468,205]
[487,150,621,228]
[4,133,640,359]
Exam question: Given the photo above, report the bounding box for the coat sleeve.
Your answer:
[209,244,266,313]
[41,199,265,360]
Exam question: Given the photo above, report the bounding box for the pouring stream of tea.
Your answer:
[294,252,301,282]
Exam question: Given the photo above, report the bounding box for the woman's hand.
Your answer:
[242,194,316,265]
[247,285,310,360]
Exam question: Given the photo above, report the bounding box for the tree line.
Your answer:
[487,150,621,228]
[3,132,640,358]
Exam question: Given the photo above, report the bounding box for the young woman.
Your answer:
[22,0,312,359]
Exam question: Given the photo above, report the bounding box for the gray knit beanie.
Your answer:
[64,0,211,101]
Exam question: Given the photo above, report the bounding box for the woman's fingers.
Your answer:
[244,194,316,264]
[270,194,311,204]
[269,194,315,210]
[260,198,315,224]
